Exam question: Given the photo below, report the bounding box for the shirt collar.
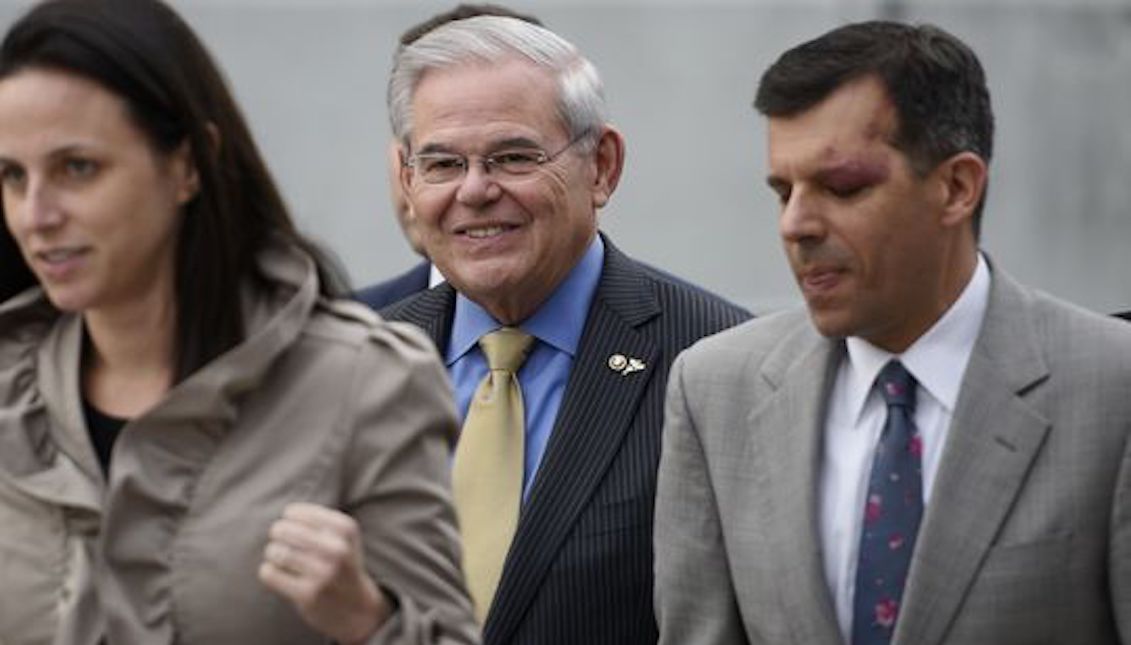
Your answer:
[428,263,446,288]
[445,235,605,365]
[843,253,991,424]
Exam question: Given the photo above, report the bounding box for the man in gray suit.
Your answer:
[655,21,1131,645]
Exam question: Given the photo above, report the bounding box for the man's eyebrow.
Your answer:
[766,175,789,192]
[812,158,889,184]
[490,136,541,150]
[414,136,544,157]
[414,142,454,155]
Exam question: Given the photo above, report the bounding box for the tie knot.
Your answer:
[479,327,534,373]
[877,360,916,410]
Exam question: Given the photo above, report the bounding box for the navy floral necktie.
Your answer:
[852,360,923,644]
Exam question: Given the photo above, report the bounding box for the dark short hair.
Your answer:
[399,3,543,47]
[755,21,994,234]
[0,0,347,380]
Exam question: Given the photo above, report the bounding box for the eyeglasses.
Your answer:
[406,130,591,185]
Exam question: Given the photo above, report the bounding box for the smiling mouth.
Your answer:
[38,248,88,264]
[460,224,517,239]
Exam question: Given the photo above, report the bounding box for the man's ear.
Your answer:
[398,142,415,203]
[935,151,987,229]
[590,126,625,209]
[387,141,412,221]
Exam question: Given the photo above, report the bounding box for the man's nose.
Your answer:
[455,159,503,207]
[779,188,825,244]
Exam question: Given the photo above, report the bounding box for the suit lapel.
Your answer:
[745,331,844,644]
[895,270,1050,645]
[406,260,432,293]
[485,243,660,643]
[379,283,456,349]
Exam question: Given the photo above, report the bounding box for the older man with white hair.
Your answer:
[380,14,750,645]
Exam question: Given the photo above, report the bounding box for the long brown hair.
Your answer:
[0,0,348,379]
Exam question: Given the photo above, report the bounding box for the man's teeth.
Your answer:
[466,226,507,239]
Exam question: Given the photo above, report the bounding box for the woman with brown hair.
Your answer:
[0,1,476,643]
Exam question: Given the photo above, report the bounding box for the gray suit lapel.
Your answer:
[746,331,844,645]
[896,270,1050,645]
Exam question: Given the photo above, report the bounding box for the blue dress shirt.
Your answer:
[446,236,604,499]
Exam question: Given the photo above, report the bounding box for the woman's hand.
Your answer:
[259,502,392,645]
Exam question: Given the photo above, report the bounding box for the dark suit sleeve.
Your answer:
[654,352,748,645]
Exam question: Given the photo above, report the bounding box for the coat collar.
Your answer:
[150,245,319,425]
[0,244,320,498]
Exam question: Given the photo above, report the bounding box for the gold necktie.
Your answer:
[452,327,534,623]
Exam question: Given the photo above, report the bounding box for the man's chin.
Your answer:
[805,307,854,340]
[446,267,516,301]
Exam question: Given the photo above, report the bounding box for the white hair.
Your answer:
[387,15,608,149]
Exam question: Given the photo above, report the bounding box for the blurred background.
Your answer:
[1,0,1128,314]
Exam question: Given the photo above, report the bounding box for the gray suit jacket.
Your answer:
[655,267,1131,645]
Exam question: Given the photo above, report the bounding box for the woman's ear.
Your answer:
[171,139,201,206]
[172,123,220,206]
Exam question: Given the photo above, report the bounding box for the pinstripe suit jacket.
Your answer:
[355,260,432,311]
[381,235,751,645]
[655,267,1131,644]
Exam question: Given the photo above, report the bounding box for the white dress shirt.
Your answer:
[820,254,991,641]
[428,263,446,288]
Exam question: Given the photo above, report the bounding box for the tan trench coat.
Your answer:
[0,246,478,644]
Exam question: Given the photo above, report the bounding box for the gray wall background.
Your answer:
[1,0,1128,314]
